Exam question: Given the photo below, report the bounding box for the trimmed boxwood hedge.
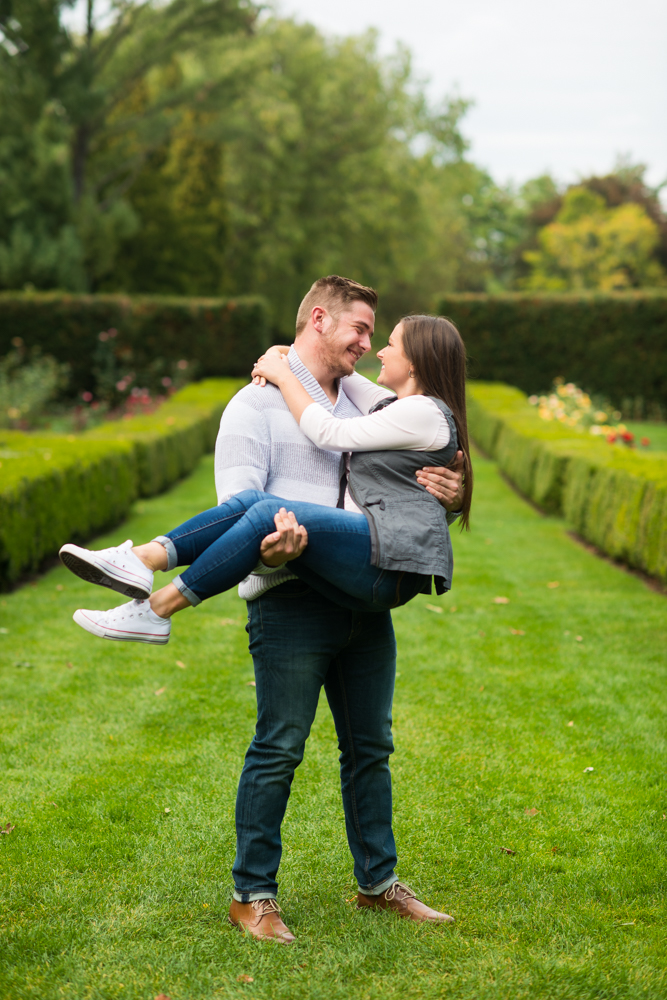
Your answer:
[0,292,270,398]
[468,382,667,583]
[0,378,244,589]
[437,293,667,414]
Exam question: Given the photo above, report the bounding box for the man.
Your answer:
[214,276,464,943]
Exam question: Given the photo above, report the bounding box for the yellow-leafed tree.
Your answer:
[523,187,666,291]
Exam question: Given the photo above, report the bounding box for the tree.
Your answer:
[206,19,472,333]
[0,0,253,290]
[522,186,666,291]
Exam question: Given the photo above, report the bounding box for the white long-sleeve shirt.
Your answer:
[301,372,451,513]
[300,387,451,453]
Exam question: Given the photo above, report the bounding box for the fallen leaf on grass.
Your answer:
[425,604,443,614]
[510,628,525,635]
[617,922,635,927]
[547,581,559,589]
[583,766,595,773]
[155,994,172,1000]
[237,975,254,984]
[525,807,539,816]
[46,802,58,808]
[551,846,560,853]
[478,630,486,637]
[155,687,166,696]
[0,823,15,835]
[175,660,186,669]
[56,584,64,591]
[575,636,583,642]
[493,597,509,604]
[164,808,171,814]
[246,681,256,687]
[663,814,666,821]
[66,661,73,669]
[0,627,9,634]
[566,720,574,727]
[500,846,516,855]
[479,685,485,692]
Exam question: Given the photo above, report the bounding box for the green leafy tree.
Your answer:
[207,19,472,332]
[0,0,253,290]
[523,186,666,290]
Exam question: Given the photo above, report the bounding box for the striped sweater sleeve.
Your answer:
[214,389,270,503]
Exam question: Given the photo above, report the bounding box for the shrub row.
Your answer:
[437,293,667,416]
[0,378,244,589]
[468,382,667,583]
[0,293,270,400]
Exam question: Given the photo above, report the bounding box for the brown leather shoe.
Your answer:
[228,898,295,943]
[357,881,455,923]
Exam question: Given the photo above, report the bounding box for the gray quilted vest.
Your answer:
[345,396,458,595]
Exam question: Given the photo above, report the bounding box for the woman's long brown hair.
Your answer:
[401,314,473,530]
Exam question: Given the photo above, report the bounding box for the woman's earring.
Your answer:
[409,370,415,378]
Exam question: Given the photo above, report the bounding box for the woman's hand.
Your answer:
[252,352,292,388]
[252,345,290,387]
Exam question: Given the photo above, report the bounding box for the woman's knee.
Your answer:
[234,489,270,509]
[244,498,283,535]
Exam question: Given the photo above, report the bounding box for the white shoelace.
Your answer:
[385,882,416,902]
[251,898,282,914]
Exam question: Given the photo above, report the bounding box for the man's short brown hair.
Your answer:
[295,275,378,336]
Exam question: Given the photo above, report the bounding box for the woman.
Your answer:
[61,315,473,644]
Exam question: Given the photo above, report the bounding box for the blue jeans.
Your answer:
[159,489,426,613]
[233,579,399,898]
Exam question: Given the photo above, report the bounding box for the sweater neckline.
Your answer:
[288,346,344,414]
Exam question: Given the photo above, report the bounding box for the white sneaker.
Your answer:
[59,539,154,600]
[73,599,171,644]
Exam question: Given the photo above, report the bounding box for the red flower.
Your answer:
[606,433,617,444]
[621,431,634,443]
[641,437,650,447]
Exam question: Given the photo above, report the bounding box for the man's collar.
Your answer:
[288,345,343,413]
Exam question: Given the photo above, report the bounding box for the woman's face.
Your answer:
[376,323,413,392]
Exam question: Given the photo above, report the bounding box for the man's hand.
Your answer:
[259,508,309,567]
[416,451,464,511]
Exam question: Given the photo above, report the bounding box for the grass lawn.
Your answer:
[1,451,666,1000]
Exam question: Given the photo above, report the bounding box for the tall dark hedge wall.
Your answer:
[436,292,667,411]
[0,293,270,397]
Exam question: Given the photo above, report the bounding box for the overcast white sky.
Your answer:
[276,0,667,193]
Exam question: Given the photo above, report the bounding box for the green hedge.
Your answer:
[0,293,270,399]
[468,382,667,583]
[0,378,244,589]
[437,293,667,415]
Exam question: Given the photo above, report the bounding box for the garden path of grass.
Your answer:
[1,451,666,1000]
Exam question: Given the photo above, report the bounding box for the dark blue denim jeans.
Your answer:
[233,579,398,899]
[162,489,426,613]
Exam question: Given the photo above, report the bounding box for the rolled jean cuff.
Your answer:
[358,872,398,896]
[233,890,277,903]
[171,574,201,607]
[153,535,178,571]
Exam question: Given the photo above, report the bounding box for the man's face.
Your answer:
[320,301,375,378]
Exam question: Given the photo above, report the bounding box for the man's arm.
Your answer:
[215,386,308,566]
[215,387,271,502]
